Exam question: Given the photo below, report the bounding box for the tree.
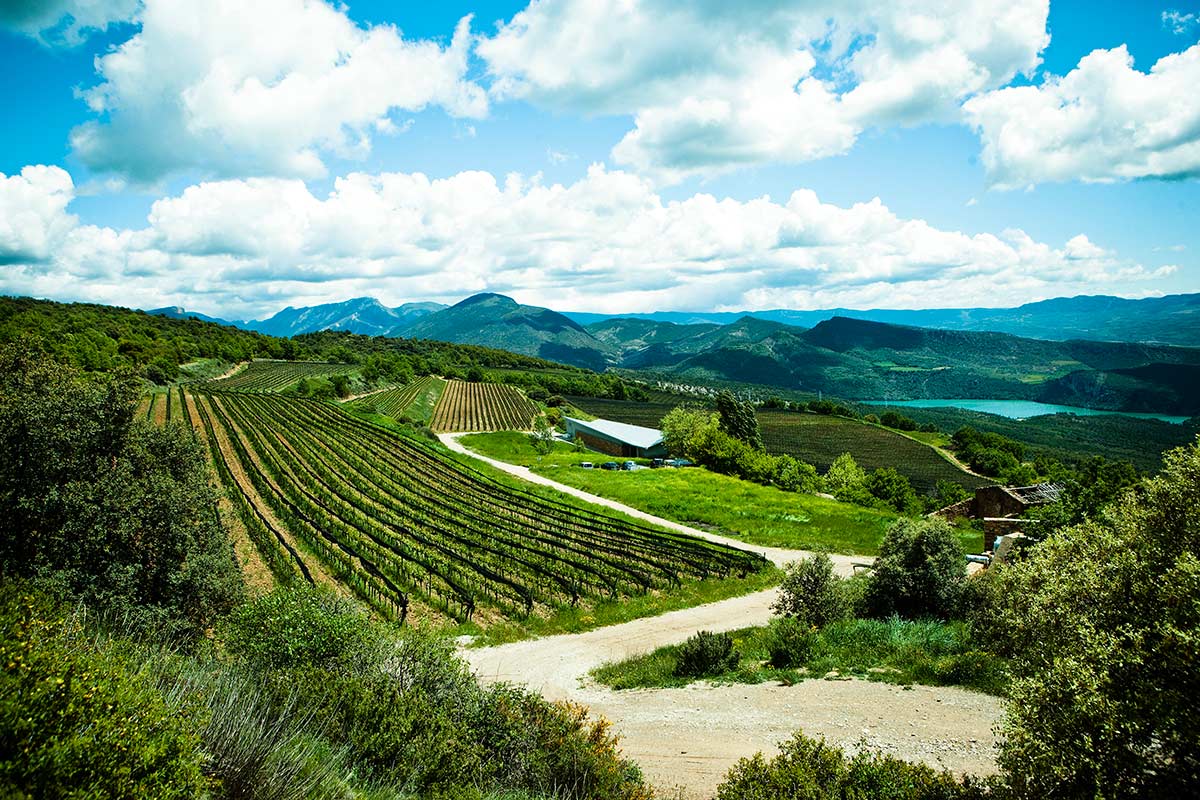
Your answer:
[771,455,822,493]
[772,553,848,628]
[0,344,242,640]
[466,366,486,383]
[990,437,1200,797]
[660,405,719,460]
[866,467,920,514]
[864,518,965,620]
[528,414,556,456]
[824,453,867,498]
[715,390,763,450]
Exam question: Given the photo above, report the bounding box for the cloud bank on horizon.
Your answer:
[0,0,1197,317]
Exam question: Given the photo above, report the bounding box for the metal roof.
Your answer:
[565,417,665,449]
[1008,483,1065,505]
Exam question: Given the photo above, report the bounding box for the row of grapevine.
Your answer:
[194,391,767,623]
[361,376,445,419]
[430,380,539,432]
[206,360,355,393]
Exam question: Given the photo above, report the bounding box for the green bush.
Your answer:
[766,617,816,668]
[771,553,848,628]
[0,588,210,799]
[674,630,739,678]
[717,730,986,799]
[222,586,383,673]
[0,345,243,642]
[865,518,966,620]
[771,455,822,493]
[866,467,920,514]
[989,437,1200,797]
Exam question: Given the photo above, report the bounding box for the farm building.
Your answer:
[564,417,669,459]
[934,482,1064,551]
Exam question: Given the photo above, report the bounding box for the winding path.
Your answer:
[443,433,1002,799]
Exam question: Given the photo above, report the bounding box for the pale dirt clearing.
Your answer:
[448,434,1001,798]
[464,591,1001,799]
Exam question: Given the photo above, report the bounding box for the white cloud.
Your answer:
[0,163,1174,317]
[0,166,78,264]
[1163,10,1199,35]
[70,0,487,183]
[479,0,1049,182]
[0,0,140,45]
[964,43,1200,187]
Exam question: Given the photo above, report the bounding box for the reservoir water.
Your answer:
[861,398,1191,424]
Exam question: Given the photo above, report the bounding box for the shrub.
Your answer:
[865,518,966,620]
[222,586,383,673]
[772,553,848,627]
[717,730,985,799]
[0,588,210,798]
[989,438,1200,798]
[866,467,920,514]
[766,617,817,668]
[824,452,867,498]
[0,345,243,642]
[674,630,739,678]
[772,455,822,493]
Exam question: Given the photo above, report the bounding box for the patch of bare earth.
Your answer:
[449,433,1001,798]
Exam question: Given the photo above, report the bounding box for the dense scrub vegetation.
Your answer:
[0,344,242,640]
[1,583,653,800]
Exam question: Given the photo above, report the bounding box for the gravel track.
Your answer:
[446,434,1002,798]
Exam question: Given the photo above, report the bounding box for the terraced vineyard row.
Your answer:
[191,391,766,622]
[431,380,539,432]
[206,360,355,393]
[567,396,989,492]
[364,376,446,421]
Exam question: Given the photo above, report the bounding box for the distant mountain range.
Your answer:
[565,293,1200,347]
[152,292,1200,347]
[149,297,446,338]
[146,291,1200,414]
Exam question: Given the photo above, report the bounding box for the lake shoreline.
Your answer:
[859,398,1191,425]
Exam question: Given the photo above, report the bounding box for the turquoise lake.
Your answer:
[861,398,1191,424]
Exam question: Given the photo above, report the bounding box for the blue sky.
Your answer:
[1,0,1198,318]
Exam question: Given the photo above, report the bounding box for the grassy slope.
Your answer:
[565,396,990,492]
[591,618,1007,695]
[459,431,903,555]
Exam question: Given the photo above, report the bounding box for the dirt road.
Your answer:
[446,433,1002,798]
[465,593,1001,799]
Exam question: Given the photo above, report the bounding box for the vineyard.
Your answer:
[205,360,356,392]
[183,390,766,623]
[430,380,540,432]
[566,396,989,492]
[362,376,446,422]
[755,411,992,492]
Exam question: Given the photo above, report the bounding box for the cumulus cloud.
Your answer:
[0,163,1173,317]
[0,166,78,264]
[0,0,140,45]
[70,0,487,183]
[964,43,1200,187]
[479,0,1049,182]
